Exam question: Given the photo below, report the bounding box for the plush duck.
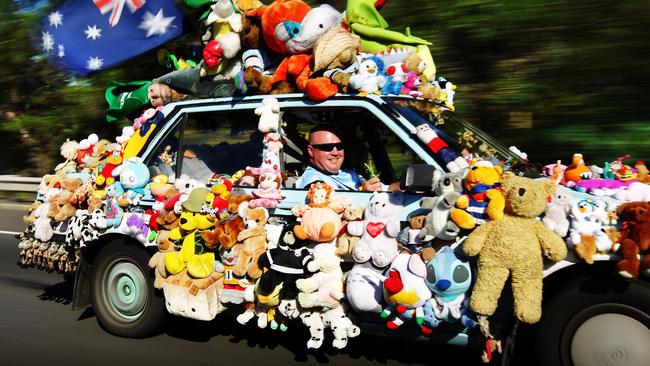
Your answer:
[349,57,386,96]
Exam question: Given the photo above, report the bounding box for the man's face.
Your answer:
[308,130,344,175]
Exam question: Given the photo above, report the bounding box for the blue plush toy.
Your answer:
[113,157,152,206]
[421,246,477,333]
[104,182,125,228]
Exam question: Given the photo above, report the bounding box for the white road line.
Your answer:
[0,230,21,235]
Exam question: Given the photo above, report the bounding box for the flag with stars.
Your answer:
[41,0,183,75]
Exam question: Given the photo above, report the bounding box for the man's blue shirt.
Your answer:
[296,166,363,190]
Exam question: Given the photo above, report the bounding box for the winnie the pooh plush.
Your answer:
[615,201,650,278]
[463,172,567,324]
[451,160,505,230]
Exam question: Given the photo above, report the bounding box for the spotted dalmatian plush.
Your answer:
[299,306,360,349]
[65,209,108,246]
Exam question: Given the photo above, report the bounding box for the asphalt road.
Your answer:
[0,205,491,366]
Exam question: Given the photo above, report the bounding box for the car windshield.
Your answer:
[384,97,542,177]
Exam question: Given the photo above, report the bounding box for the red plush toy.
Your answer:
[255,0,339,101]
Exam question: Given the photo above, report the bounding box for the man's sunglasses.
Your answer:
[311,142,345,152]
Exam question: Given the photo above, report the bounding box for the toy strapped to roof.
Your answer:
[105,0,456,124]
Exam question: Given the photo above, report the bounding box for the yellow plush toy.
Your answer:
[463,172,567,324]
[451,160,505,230]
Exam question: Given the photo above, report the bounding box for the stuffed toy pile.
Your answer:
[17,0,650,361]
[104,0,458,123]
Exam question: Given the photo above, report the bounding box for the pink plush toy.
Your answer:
[402,71,423,97]
[249,168,283,209]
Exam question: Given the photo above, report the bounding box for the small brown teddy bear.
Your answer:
[615,201,650,278]
[148,231,177,289]
[233,202,268,279]
[336,205,364,260]
[463,172,567,324]
[202,188,252,249]
[397,211,436,261]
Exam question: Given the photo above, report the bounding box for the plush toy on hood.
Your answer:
[635,160,650,184]
[421,246,477,332]
[566,198,614,264]
[614,202,650,278]
[380,253,432,331]
[563,153,593,185]
[542,188,572,237]
[451,160,505,230]
[616,182,650,202]
[113,157,151,206]
[463,172,567,324]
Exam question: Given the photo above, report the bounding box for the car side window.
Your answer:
[179,110,264,183]
[281,107,424,187]
[147,122,181,178]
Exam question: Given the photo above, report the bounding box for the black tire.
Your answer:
[532,274,650,366]
[90,241,166,338]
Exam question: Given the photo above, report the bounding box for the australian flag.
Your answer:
[40,0,184,75]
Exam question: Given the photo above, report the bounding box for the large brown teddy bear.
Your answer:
[615,201,650,278]
[463,172,567,324]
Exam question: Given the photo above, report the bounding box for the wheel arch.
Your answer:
[72,233,156,310]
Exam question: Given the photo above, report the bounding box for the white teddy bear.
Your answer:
[255,97,281,133]
[296,243,344,310]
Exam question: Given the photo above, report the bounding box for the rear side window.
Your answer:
[179,110,263,182]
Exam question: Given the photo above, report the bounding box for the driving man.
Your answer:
[295,125,388,191]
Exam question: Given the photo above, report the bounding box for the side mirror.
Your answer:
[400,164,436,193]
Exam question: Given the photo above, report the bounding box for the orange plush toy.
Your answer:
[256,0,340,100]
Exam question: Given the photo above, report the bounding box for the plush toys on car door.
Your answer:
[380,253,432,330]
[296,243,344,310]
[348,191,404,268]
[234,201,269,279]
[463,172,567,324]
[293,182,350,243]
[451,160,505,230]
[421,246,476,332]
[615,202,650,278]
[566,199,613,264]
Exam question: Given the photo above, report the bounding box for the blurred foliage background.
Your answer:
[1,0,648,176]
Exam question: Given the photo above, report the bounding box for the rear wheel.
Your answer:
[533,274,650,366]
[90,241,166,337]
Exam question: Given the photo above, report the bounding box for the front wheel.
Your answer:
[90,241,166,338]
[533,274,650,366]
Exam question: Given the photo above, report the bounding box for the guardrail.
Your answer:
[0,175,40,193]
